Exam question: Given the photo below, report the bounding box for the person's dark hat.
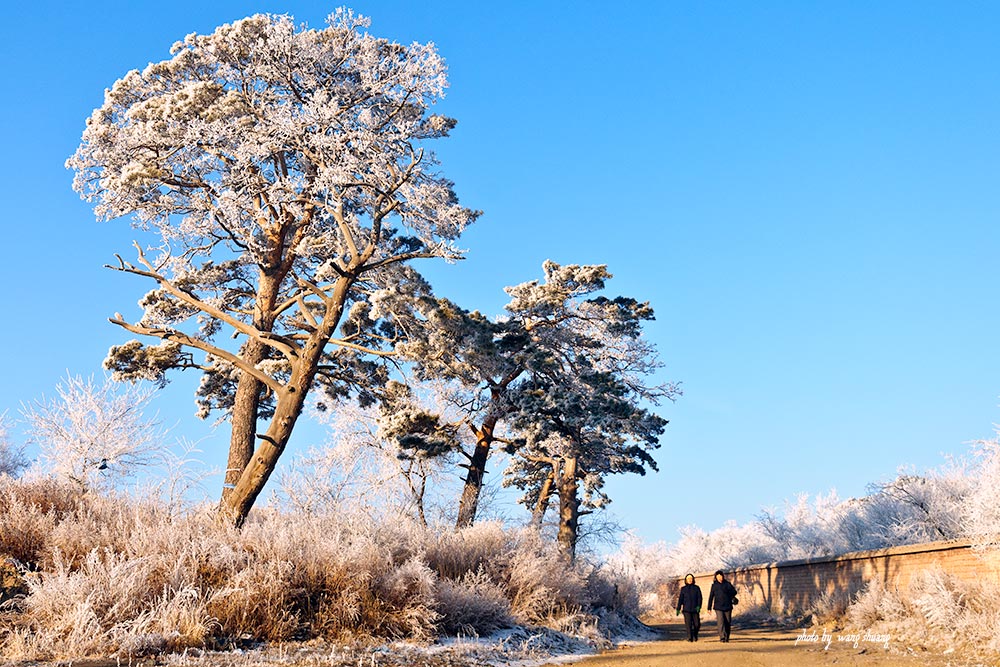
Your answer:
[714,570,724,576]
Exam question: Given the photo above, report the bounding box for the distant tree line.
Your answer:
[609,436,1000,608]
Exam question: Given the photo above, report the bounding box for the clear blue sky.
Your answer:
[2,1,999,547]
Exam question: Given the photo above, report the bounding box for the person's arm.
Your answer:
[695,587,703,613]
[707,584,715,611]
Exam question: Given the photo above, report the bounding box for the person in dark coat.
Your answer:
[675,573,702,641]
[707,569,738,642]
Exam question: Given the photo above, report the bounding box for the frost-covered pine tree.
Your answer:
[507,371,669,560]
[401,261,678,533]
[401,301,515,528]
[67,11,478,524]
[498,262,678,559]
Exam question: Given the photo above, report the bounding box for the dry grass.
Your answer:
[0,477,635,661]
[435,568,512,636]
[843,564,1000,658]
[806,589,851,626]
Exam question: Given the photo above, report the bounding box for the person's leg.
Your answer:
[715,610,726,640]
[722,610,732,641]
[682,611,694,640]
[692,612,700,641]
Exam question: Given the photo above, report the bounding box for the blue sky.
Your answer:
[2,1,999,547]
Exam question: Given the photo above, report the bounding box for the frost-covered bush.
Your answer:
[806,589,850,626]
[0,414,28,478]
[846,578,906,629]
[965,435,1000,550]
[0,477,83,565]
[844,567,1000,656]
[602,533,674,616]
[21,375,165,492]
[423,520,513,581]
[586,564,641,617]
[435,569,512,636]
[0,478,616,661]
[505,531,590,624]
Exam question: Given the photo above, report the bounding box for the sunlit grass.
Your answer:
[0,476,637,661]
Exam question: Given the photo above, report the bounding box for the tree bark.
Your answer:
[532,468,555,527]
[219,277,350,526]
[222,339,265,500]
[557,456,580,561]
[455,417,496,529]
[220,384,308,525]
[221,272,281,502]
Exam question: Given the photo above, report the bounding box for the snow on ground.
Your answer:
[159,617,661,667]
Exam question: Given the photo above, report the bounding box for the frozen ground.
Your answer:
[155,616,661,667]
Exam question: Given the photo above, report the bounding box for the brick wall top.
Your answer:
[683,538,976,581]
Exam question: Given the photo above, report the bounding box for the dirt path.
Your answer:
[541,618,969,667]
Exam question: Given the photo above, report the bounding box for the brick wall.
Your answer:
[667,539,1000,616]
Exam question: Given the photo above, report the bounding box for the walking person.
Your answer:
[707,569,738,642]
[675,573,702,641]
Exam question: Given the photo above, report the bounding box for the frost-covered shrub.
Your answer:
[435,568,512,636]
[505,533,589,624]
[585,564,641,617]
[373,557,441,640]
[22,375,166,492]
[0,477,622,661]
[0,477,84,566]
[16,545,219,659]
[0,415,28,478]
[0,496,55,568]
[424,521,513,581]
[846,578,906,629]
[843,566,1000,657]
[806,590,850,626]
[965,436,1000,551]
[603,533,677,616]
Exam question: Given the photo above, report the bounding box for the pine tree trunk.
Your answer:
[220,384,307,525]
[532,468,555,527]
[222,339,265,500]
[219,277,350,526]
[557,456,580,561]
[222,272,281,502]
[455,418,496,529]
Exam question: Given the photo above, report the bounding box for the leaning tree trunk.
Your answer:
[455,416,497,529]
[219,279,349,526]
[221,383,310,525]
[222,272,282,502]
[532,468,555,527]
[223,339,265,500]
[556,456,580,561]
